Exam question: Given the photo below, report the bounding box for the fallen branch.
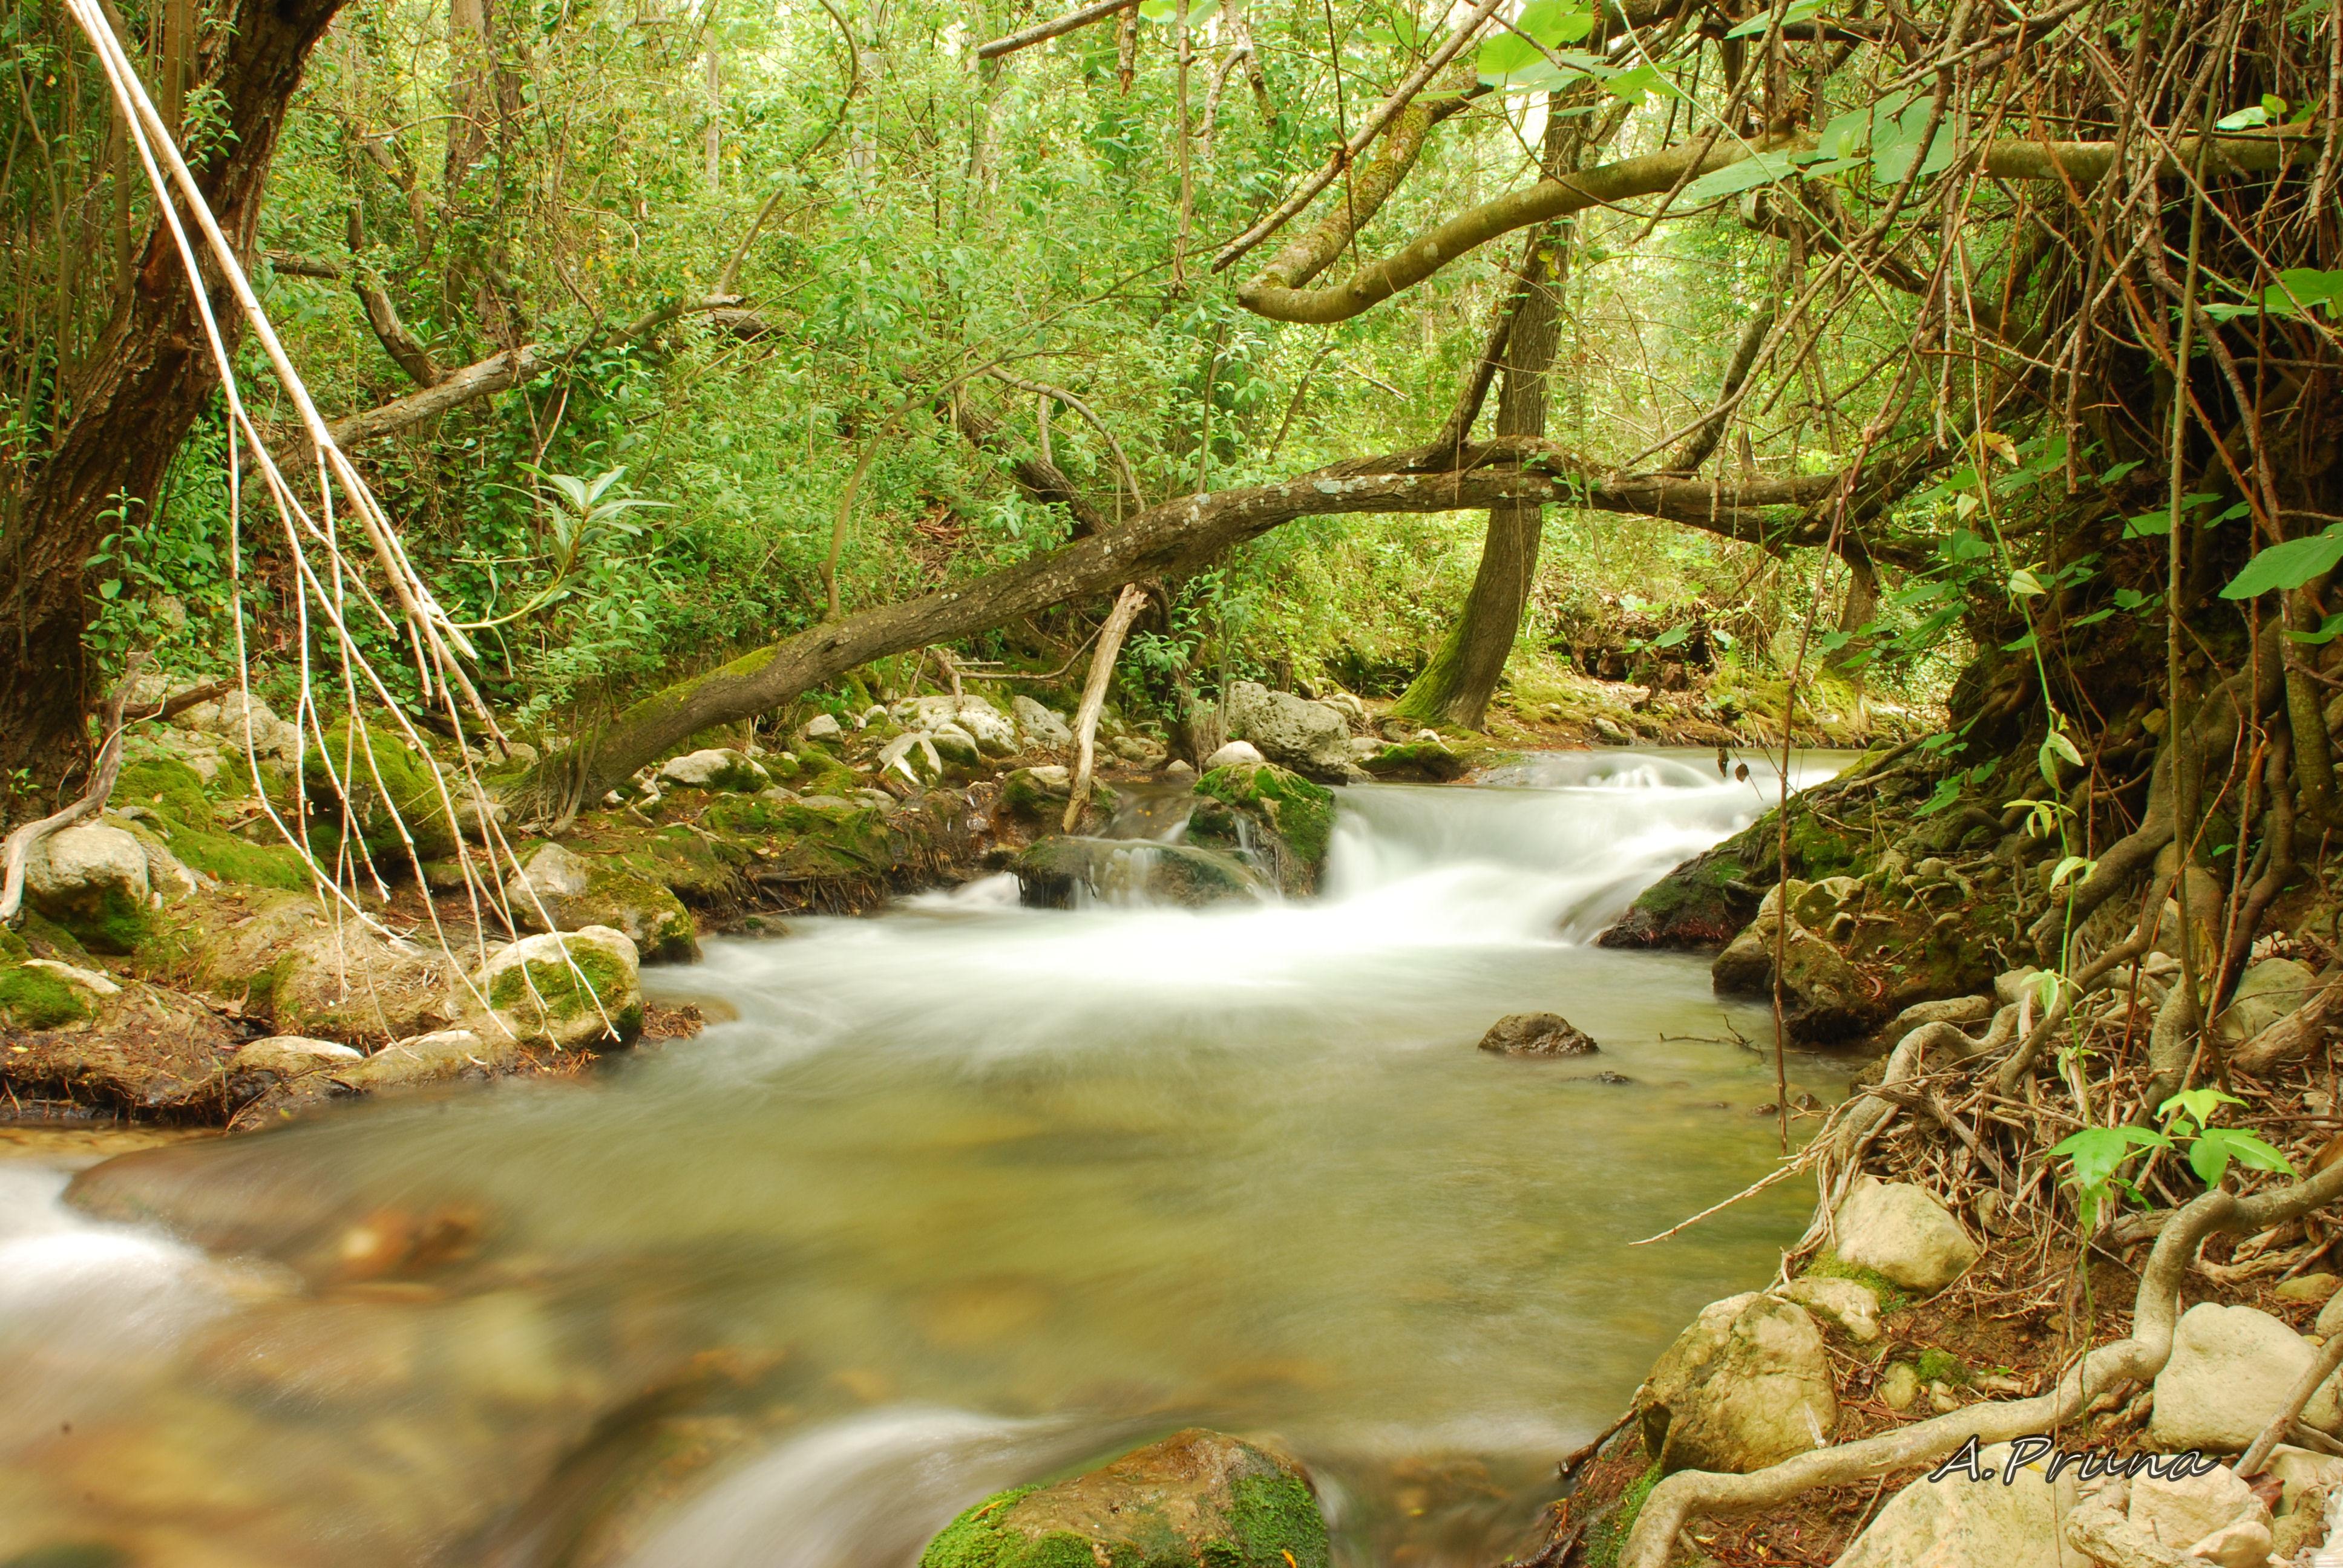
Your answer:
[975,0,1139,61]
[1063,584,1149,832]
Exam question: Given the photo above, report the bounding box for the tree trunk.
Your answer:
[1390,237,1564,730]
[0,0,352,808]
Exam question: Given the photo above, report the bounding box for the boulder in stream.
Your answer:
[920,1428,1329,1568]
[477,927,644,1050]
[1011,838,1266,908]
[1186,762,1334,897]
[1476,1013,1599,1056]
[1711,891,1877,1042]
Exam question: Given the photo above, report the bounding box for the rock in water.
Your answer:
[1476,1013,1599,1056]
[919,1428,1328,1568]
[1204,739,1265,770]
[1222,681,1356,779]
[1636,1292,1837,1474]
[1830,1177,1979,1293]
[2151,1302,2343,1451]
[1835,1442,2085,1567]
[477,927,644,1050]
[1712,908,1872,1042]
[1187,762,1335,897]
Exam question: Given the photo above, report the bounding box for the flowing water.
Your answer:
[0,750,1855,1568]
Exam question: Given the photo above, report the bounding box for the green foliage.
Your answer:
[2050,1089,2295,1229]
[1913,1347,1970,1387]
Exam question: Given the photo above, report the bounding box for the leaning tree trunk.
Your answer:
[1389,237,1564,730]
[0,0,351,806]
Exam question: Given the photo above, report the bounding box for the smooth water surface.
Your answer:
[0,750,1850,1568]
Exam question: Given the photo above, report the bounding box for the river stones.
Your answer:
[2150,1302,2343,1451]
[1712,909,1873,1042]
[1773,1276,1883,1343]
[1012,695,1074,751]
[1222,682,1356,780]
[1829,1177,1979,1294]
[1011,838,1266,909]
[897,694,1020,757]
[1636,1292,1837,1474]
[503,841,698,963]
[24,821,153,951]
[1476,1013,1599,1057]
[920,1428,1329,1568]
[477,928,644,1050]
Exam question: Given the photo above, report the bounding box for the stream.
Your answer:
[0,750,1853,1568]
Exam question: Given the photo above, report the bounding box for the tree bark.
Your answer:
[523,444,1902,808]
[0,0,352,803]
[1391,236,1565,730]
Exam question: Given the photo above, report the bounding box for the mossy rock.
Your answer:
[920,1429,1328,1568]
[484,929,644,1049]
[1360,739,1470,782]
[0,958,96,1030]
[300,719,460,863]
[1188,763,1335,897]
[116,757,217,829]
[1011,838,1266,909]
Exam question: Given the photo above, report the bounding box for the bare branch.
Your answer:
[976,0,1139,62]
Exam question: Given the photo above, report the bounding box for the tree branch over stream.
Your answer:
[524,443,1929,809]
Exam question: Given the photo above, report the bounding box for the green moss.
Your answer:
[1915,1347,1971,1386]
[1804,1255,1911,1315]
[1224,1474,1329,1568]
[15,912,88,960]
[56,883,149,956]
[301,720,459,863]
[491,945,644,1041]
[116,758,216,828]
[1193,763,1335,884]
[0,961,94,1029]
[162,822,312,890]
[1582,1462,1662,1568]
[0,926,25,963]
[920,1486,1042,1568]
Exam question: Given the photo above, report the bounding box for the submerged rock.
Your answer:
[1224,682,1355,780]
[1011,837,1267,908]
[919,1428,1329,1568]
[1830,1177,1979,1294]
[1636,1291,1837,1474]
[1476,1013,1599,1056]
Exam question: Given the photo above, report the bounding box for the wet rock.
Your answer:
[1224,682,1355,780]
[920,1428,1328,1568]
[1187,762,1334,897]
[1830,1177,1979,1293]
[478,927,643,1050]
[1839,1442,2084,1567]
[1011,695,1073,751]
[2151,1302,2343,1451]
[659,748,773,792]
[1204,739,1266,770]
[2213,956,2318,1045]
[1011,838,1267,909]
[1636,1292,1837,1474]
[503,841,698,963]
[1713,906,1873,1042]
[1599,840,1763,950]
[341,1028,520,1091]
[24,822,152,951]
[1775,1276,1882,1343]
[1476,1013,1599,1057]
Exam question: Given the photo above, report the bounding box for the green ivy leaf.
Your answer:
[2220,526,2343,599]
[1725,0,1824,38]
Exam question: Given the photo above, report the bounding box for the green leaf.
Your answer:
[2099,459,2144,485]
[1138,0,1219,21]
[2008,567,2046,597]
[2289,611,2343,645]
[2188,1127,2296,1187]
[2215,103,2272,131]
[2220,526,2343,599]
[2050,1125,2170,1194]
[2048,854,2095,890]
[1476,1,1593,80]
[2159,1087,2243,1134]
[1872,97,1954,184]
[2122,510,2172,538]
[1653,624,1691,648]
[1680,149,1809,204]
[1725,0,1823,38]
